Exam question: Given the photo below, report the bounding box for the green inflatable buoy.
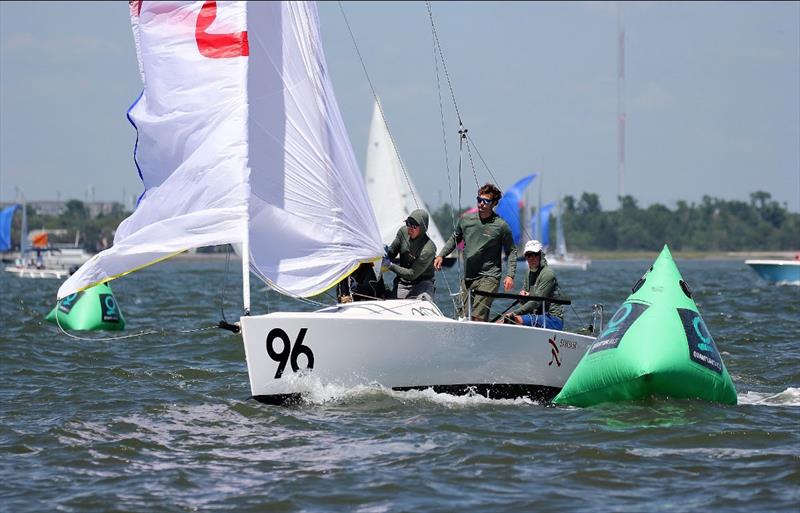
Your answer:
[46,283,126,331]
[553,245,737,407]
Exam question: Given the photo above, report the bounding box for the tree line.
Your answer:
[431,191,799,252]
[9,200,129,252]
[8,191,798,254]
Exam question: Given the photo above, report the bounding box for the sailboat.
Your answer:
[542,200,591,271]
[59,1,595,404]
[2,201,69,279]
[364,99,454,265]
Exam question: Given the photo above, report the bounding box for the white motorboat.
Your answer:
[745,258,800,284]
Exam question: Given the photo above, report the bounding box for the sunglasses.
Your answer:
[476,196,494,205]
[405,220,420,228]
[525,252,541,258]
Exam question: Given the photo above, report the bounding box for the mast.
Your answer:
[537,171,543,243]
[242,224,250,316]
[20,193,29,255]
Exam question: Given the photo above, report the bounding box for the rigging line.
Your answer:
[568,304,589,331]
[439,264,459,314]
[465,133,501,189]
[464,131,480,188]
[429,12,463,293]
[425,1,462,126]
[430,18,457,234]
[337,1,420,209]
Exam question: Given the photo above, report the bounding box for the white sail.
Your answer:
[59,1,383,300]
[364,99,447,251]
[556,199,567,256]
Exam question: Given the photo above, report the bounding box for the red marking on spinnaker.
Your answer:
[129,0,143,17]
[195,1,249,58]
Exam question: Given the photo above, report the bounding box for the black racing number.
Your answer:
[266,328,314,379]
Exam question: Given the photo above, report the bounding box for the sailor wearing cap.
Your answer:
[499,240,565,330]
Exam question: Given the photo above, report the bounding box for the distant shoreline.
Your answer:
[169,249,800,262]
[581,250,799,261]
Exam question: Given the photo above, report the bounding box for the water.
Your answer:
[2,259,798,512]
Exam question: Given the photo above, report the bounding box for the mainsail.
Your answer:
[364,99,447,250]
[59,1,383,300]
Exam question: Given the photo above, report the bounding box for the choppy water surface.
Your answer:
[1,259,798,512]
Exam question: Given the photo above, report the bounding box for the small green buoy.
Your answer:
[46,283,126,331]
[553,245,737,407]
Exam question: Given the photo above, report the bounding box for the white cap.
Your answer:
[524,240,543,255]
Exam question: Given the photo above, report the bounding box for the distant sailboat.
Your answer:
[3,199,69,279]
[364,99,454,263]
[545,199,590,271]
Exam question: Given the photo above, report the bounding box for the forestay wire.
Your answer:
[337,1,420,210]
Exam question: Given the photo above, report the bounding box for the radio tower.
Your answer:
[617,3,626,203]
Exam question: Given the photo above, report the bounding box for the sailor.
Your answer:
[434,183,517,321]
[498,239,564,330]
[385,209,436,300]
[337,262,387,303]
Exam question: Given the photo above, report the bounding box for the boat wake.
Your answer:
[737,387,800,406]
[282,374,539,407]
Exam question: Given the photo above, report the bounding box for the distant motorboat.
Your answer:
[745,258,800,284]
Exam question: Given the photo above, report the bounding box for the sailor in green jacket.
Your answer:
[385,209,437,299]
[434,183,517,321]
[499,240,564,330]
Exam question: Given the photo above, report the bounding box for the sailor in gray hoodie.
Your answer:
[385,209,437,299]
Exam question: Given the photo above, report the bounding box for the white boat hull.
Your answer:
[4,265,68,279]
[547,256,591,271]
[240,299,594,404]
[745,259,800,284]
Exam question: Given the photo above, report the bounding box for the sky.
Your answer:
[1,1,798,212]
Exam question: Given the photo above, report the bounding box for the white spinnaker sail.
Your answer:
[59,1,382,300]
[364,100,447,250]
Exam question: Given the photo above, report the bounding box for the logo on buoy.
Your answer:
[590,301,649,354]
[678,308,723,374]
[99,294,121,323]
[58,292,84,314]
